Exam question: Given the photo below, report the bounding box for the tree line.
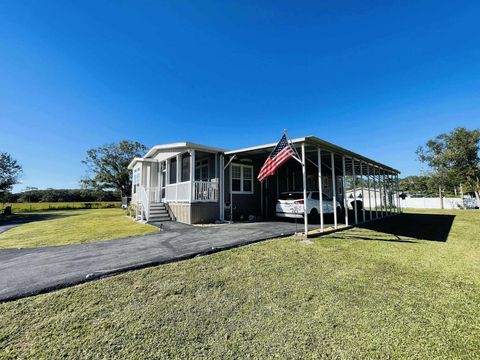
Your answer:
[3,189,121,203]
[409,127,480,199]
[1,127,479,203]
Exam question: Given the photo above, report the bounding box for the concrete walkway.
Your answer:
[0,221,312,302]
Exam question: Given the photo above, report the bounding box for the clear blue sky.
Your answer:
[1,1,479,192]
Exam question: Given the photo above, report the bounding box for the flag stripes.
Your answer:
[257,134,296,182]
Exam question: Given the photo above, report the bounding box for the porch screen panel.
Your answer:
[169,158,177,184]
[181,153,190,182]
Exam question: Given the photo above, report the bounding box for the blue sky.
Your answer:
[1,1,479,192]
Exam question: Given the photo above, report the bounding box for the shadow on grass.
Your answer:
[355,213,456,242]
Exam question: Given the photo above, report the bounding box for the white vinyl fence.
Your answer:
[400,197,479,210]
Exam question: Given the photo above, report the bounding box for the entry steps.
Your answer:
[148,202,172,223]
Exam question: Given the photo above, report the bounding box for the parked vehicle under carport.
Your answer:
[275,191,343,221]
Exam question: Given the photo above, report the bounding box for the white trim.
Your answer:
[144,142,226,158]
[230,163,254,194]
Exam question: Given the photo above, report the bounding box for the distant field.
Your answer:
[1,202,121,213]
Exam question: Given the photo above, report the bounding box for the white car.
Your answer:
[276,191,342,219]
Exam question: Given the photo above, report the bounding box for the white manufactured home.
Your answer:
[128,135,401,234]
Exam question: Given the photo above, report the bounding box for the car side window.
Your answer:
[311,192,320,200]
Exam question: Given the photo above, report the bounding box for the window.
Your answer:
[181,153,190,182]
[231,164,254,194]
[133,166,141,193]
[195,159,209,181]
[169,158,177,184]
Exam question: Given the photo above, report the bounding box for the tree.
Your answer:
[0,152,22,196]
[416,127,480,199]
[399,175,443,197]
[81,140,147,196]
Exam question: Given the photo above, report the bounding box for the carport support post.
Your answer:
[352,158,358,225]
[342,156,349,227]
[397,174,401,213]
[331,152,337,230]
[373,166,378,219]
[367,164,372,222]
[219,154,225,221]
[386,173,390,215]
[360,161,366,223]
[378,169,383,218]
[386,171,390,216]
[380,169,387,217]
[301,143,308,236]
[389,173,394,215]
[318,148,324,232]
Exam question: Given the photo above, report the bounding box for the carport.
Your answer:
[223,136,401,236]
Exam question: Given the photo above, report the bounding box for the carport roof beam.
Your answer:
[225,135,400,175]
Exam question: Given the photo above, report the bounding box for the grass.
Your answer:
[1,209,479,358]
[1,201,121,213]
[0,209,159,248]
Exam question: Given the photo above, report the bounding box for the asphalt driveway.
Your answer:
[0,221,312,302]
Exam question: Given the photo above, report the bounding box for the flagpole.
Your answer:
[283,129,303,164]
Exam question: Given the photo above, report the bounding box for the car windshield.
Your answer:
[279,192,332,201]
[278,192,303,200]
[311,192,332,201]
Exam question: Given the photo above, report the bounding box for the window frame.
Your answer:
[230,163,254,194]
[195,158,210,182]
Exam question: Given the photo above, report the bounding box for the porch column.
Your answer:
[331,152,337,230]
[318,148,324,232]
[360,161,366,223]
[219,154,225,221]
[342,155,349,227]
[301,143,308,235]
[352,158,358,225]
[190,149,196,202]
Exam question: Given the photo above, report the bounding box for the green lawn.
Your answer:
[0,209,159,248]
[1,209,479,358]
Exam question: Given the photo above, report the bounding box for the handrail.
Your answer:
[164,202,176,222]
[138,185,150,220]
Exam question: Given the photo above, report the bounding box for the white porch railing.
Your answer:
[193,180,218,202]
[136,182,218,217]
[165,181,191,202]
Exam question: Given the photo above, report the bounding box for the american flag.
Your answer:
[257,134,296,182]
